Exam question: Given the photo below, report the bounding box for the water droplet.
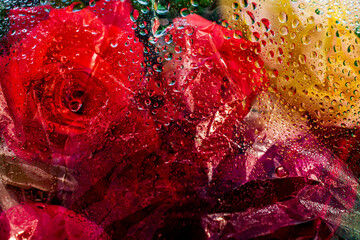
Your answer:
[164,34,173,44]
[307,16,315,24]
[154,25,169,38]
[232,13,240,21]
[348,45,355,53]
[204,59,214,69]
[298,54,306,64]
[164,52,173,60]
[240,0,248,8]
[333,45,341,53]
[180,8,190,17]
[232,2,239,9]
[167,77,176,86]
[234,30,243,39]
[290,32,297,39]
[298,3,306,9]
[153,64,163,72]
[316,23,323,32]
[260,18,271,32]
[60,56,68,64]
[315,40,323,48]
[154,1,170,15]
[175,45,182,54]
[110,39,118,48]
[275,166,288,178]
[130,9,139,22]
[89,0,96,7]
[304,73,311,81]
[185,27,194,36]
[328,56,336,64]
[69,100,83,113]
[128,73,135,82]
[251,32,260,41]
[310,51,317,58]
[292,19,300,28]
[315,8,324,15]
[190,0,199,7]
[280,26,289,35]
[301,35,311,45]
[327,74,334,82]
[355,60,359,67]
[138,0,150,6]
[244,11,255,25]
[140,6,150,14]
[355,25,360,38]
[278,12,288,23]
[268,51,275,59]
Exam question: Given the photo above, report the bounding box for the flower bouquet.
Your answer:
[0,0,359,239]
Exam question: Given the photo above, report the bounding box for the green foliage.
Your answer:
[131,0,216,21]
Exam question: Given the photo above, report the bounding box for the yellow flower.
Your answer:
[220,0,360,128]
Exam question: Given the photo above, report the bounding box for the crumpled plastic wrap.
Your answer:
[198,92,360,239]
[0,0,359,239]
[62,93,360,239]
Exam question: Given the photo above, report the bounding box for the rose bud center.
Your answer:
[67,89,85,114]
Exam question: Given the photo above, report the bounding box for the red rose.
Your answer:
[0,0,159,164]
[139,14,268,174]
[0,203,109,239]
[154,14,268,124]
